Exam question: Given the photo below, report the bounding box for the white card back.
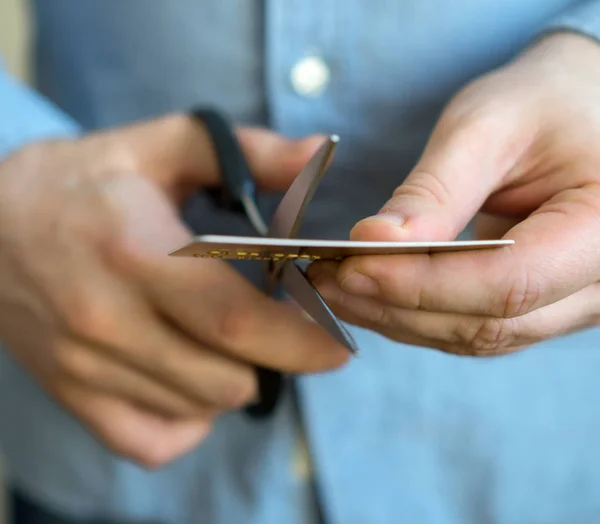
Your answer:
[169,234,514,261]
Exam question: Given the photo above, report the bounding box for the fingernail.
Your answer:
[341,272,378,296]
[370,213,407,228]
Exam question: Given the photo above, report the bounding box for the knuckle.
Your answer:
[403,261,430,311]
[497,271,541,318]
[438,98,511,160]
[102,233,146,277]
[101,146,139,174]
[61,293,119,343]
[458,317,514,355]
[214,302,258,352]
[81,133,140,176]
[460,104,502,135]
[445,81,503,131]
[329,286,393,327]
[357,257,427,311]
[369,301,394,328]
[54,343,101,382]
[391,170,452,208]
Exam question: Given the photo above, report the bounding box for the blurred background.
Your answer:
[0,0,29,81]
[0,3,28,520]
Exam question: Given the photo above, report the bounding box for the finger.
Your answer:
[133,318,261,410]
[110,116,325,192]
[312,288,466,354]
[97,176,349,374]
[237,127,326,190]
[78,316,260,411]
[329,302,528,356]
[56,384,211,469]
[56,339,223,418]
[332,186,600,318]
[314,271,600,355]
[136,256,349,373]
[474,212,520,240]
[350,98,534,243]
[53,249,261,411]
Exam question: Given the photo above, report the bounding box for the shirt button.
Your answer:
[290,55,330,97]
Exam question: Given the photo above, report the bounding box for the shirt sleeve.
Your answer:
[0,64,81,160]
[540,1,600,43]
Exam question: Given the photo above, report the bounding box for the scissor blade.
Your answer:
[280,261,358,354]
[268,135,339,240]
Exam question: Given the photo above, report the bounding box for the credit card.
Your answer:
[169,234,514,261]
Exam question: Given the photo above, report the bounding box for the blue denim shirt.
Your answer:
[2,1,600,522]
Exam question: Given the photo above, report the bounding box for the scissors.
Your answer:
[189,108,358,419]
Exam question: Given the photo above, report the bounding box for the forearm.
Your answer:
[0,65,81,160]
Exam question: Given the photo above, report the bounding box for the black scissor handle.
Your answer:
[190,108,256,213]
[189,108,283,419]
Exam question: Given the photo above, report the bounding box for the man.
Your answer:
[1,1,600,523]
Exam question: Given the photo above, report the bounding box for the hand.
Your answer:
[308,32,600,356]
[0,115,348,468]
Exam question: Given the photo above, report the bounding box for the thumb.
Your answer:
[350,112,524,242]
